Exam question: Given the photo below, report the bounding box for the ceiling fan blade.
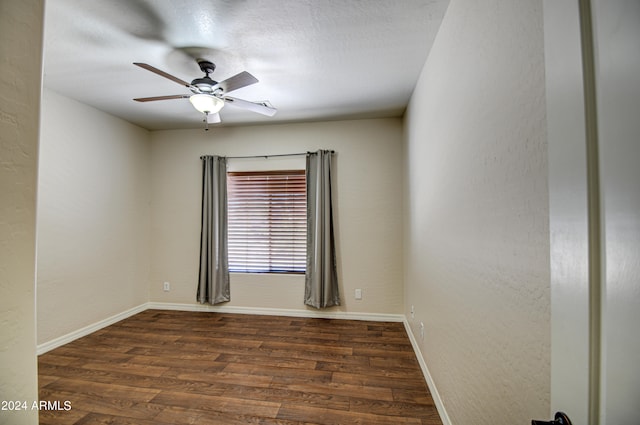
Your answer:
[223,97,277,116]
[215,71,258,93]
[133,95,190,102]
[133,63,192,88]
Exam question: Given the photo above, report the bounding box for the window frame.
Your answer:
[226,169,307,274]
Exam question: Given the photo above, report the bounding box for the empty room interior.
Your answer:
[2,0,639,424]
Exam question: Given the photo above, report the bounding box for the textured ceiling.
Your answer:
[43,0,449,130]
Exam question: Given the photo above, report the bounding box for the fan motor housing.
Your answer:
[191,76,218,93]
[192,59,218,93]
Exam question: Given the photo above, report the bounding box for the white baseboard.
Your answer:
[147,302,405,323]
[403,319,452,425]
[36,303,148,355]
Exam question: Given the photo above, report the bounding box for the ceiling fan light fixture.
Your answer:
[132,60,276,125]
[189,94,224,114]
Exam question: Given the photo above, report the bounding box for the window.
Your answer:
[227,170,306,273]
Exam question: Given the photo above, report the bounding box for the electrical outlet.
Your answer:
[163,281,170,292]
[355,289,362,300]
[411,305,415,319]
[420,322,425,341]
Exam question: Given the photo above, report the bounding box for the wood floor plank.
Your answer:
[46,347,133,363]
[221,384,351,411]
[150,391,281,418]
[126,353,223,370]
[176,334,264,348]
[348,396,436,417]
[315,360,426,379]
[370,354,421,369]
[152,405,316,425]
[37,353,81,366]
[260,340,354,356]
[39,363,228,396]
[39,387,165,421]
[270,381,395,402]
[277,403,423,425]
[222,362,332,383]
[38,408,90,425]
[44,378,161,401]
[266,348,370,366]
[352,345,418,358]
[392,388,435,404]
[38,310,442,425]
[331,370,429,390]
[80,361,170,377]
[214,353,318,370]
[124,346,222,361]
[264,329,341,342]
[164,369,275,388]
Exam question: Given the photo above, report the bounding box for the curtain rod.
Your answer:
[201,150,335,160]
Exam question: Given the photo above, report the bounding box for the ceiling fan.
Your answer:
[133,58,277,130]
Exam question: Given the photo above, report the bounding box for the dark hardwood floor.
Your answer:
[38,309,442,424]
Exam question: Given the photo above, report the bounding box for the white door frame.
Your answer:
[544,0,600,423]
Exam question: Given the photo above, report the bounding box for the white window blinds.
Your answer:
[227,170,306,273]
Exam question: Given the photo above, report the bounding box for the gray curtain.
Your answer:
[197,155,230,305]
[304,150,340,308]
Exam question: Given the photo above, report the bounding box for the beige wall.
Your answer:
[403,0,550,423]
[0,1,43,423]
[150,118,404,315]
[36,89,151,344]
